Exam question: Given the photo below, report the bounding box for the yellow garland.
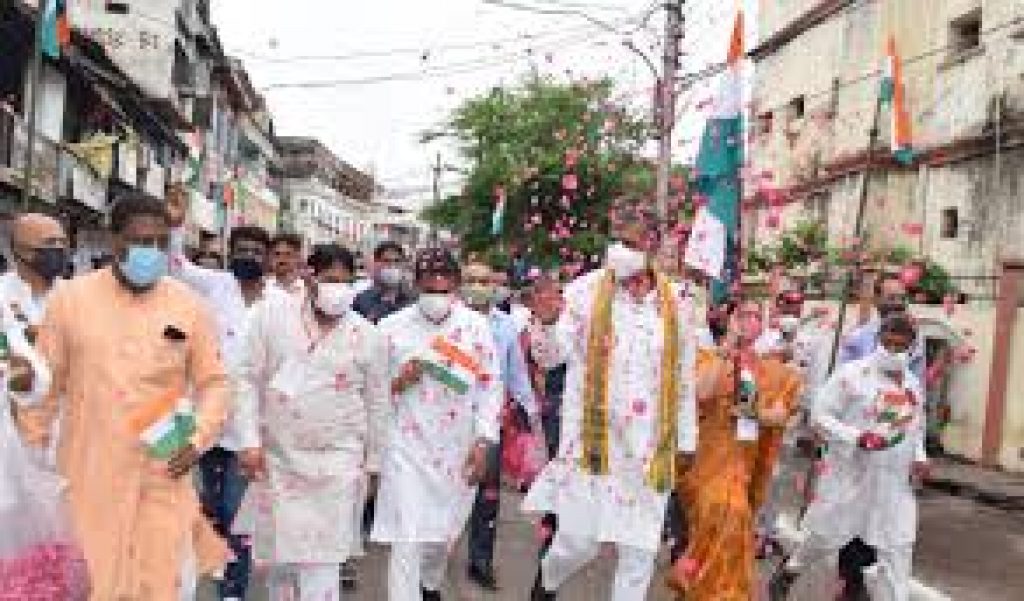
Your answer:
[580,271,680,492]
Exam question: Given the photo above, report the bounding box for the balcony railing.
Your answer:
[2,107,109,211]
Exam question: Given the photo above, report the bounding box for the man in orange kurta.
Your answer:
[668,301,802,601]
[17,196,230,601]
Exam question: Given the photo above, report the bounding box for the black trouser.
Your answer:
[664,490,687,562]
[837,538,878,600]
[197,447,250,600]
[467,440,504,571]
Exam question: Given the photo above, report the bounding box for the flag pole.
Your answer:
[825,94,885,375]
[21,1,48,208]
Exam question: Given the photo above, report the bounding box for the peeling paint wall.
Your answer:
[753,0,1024,280]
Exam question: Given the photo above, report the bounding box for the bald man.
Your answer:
[1,213,69,340]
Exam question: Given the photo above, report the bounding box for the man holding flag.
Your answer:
[371,248,502,601]
[16,195,231,600]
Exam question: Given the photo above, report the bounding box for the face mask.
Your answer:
[605,242,647,280]
[379,266,404,286]
[875,348,909,374]
[27,247,67,282]
[419,292,453,322]
[229,257,264,281]
[778,316,801,334]
[315,282,354,317]
[492,285,512,304]
[461,283,493,308]
[119,245,168,289]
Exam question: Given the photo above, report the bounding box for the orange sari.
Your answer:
[668,350,801,600]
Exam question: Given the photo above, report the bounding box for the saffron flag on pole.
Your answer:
[684,10,745,302]
[419,336,487,395]
[41,0,71,60]
[126,389,196,459]
[882,35,915,165]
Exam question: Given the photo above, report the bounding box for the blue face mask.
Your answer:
[119,245,168,288]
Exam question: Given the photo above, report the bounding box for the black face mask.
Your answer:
[709,318,728,343]
[229,257,264,281]
[22,247,67,282]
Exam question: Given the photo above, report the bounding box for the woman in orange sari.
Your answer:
[668,300,802,600]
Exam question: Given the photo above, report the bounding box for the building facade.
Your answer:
[750,0,1024,469]
[278,136,380,254]
[1,0,286,264]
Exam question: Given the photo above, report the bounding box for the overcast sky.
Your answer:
[211,0,750,199]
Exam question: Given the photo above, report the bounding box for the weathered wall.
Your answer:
[752,0,1024,294]
[803,299,1024,471]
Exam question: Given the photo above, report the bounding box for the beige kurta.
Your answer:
[16,268,230,601]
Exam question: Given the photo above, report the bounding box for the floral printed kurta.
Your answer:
[371,304,502,543]
[236,293,389,563]
[671,351,801,600]
[523,268,699,552]
[802,356,927,551]
[17,269,230,601]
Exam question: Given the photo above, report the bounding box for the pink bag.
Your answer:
[0,400,89,600]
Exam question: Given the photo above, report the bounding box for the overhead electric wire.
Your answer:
[259,15,653,91]
[235,5,651,65]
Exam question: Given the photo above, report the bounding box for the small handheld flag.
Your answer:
[127,390,196,459]
[418,336,486,395]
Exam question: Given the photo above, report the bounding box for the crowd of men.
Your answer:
[0,193,932,601]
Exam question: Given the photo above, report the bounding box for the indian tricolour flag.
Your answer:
[491,186,506,237]
[127,390,196,459]
[41,0,71,60]
[685,10,745,303]
[419,336,486,395]
[882,35,915,165]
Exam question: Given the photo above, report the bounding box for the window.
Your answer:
[105,2,130,14]
[941,207,959,239]
[758,111,774,135]
[789,96,805,120]
[950,9,982,55]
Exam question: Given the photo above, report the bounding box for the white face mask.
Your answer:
[605,242,647,280]
[315,282,354,317]
[419,292,453,322]
[874,347,909,375]
[379,266,404,286]
[778,316,801,334]
[492,285,512,304]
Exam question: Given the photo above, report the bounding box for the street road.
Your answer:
[200,489,1024,600]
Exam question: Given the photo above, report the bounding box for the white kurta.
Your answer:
[522,268,699,552]
[371,304,502,544]
[801,356,927,551]
[236,294,389,564]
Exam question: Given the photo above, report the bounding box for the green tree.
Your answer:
[422,78,655,268]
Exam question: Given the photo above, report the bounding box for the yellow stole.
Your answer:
[580,270,680,492]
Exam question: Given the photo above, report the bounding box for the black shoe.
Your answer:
[340,560,358,591]
[467,564,499,591]
[421,588,442,601]
[530,572,555,600]
[768,567,798,601]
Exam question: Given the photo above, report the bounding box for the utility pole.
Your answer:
[655,0,683,224]
[431,152,441,244]
[21,3,47,208]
